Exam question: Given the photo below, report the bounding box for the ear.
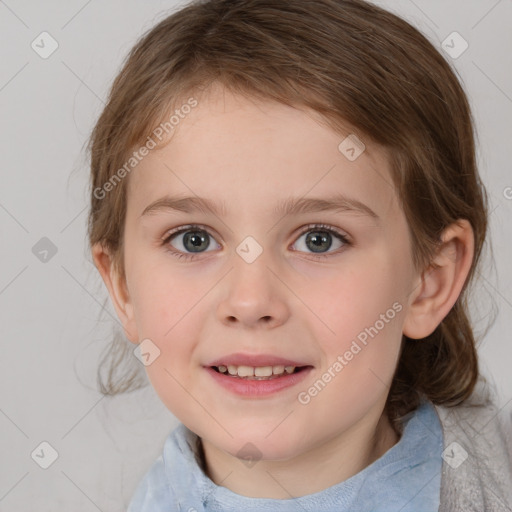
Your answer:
[91,243,138,344]
[402,219,474,339]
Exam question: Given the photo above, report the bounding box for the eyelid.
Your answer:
[294,223,351,243]
[161,223,222,243]
[162,223,350,242]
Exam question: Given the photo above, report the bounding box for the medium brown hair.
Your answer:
[88,0,489,427]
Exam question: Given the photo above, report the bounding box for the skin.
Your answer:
[93,83,474,499]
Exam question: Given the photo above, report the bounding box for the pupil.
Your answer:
[184,230,209,252]
[306,231,332,253]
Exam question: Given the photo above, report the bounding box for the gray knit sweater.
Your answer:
[436,381,512,511]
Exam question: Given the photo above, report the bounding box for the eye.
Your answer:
[291,224,350,257]
[162,223,350,261]
[162,225,220,260]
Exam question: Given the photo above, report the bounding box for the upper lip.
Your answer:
[206,353,311,368]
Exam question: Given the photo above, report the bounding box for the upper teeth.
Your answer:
[217,365,296,377]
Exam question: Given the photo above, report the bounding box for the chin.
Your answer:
[223,431,303,463]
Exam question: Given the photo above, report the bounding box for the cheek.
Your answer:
[295,265,405,435]
[306,262,405,349]
[298,256,407,415]
[125,257,207,380]
[127,256,206,339]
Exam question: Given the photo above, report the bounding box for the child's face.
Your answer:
[119,85,420,462]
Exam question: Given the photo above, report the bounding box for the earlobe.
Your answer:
[402,220,474,340]
[91,243,138,343]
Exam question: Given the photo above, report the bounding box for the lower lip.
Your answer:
[204,366,313,397]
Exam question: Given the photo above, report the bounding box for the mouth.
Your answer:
[204,356,314,397]
[210,364,311,380]
[204,353,314,396]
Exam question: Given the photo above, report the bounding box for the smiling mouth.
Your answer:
[211,364,311,380]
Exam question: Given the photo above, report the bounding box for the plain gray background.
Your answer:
[1,0,511,510]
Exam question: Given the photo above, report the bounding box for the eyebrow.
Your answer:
[140,193,379,220]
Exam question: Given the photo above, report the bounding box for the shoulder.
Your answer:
[127,424,188,512]
[433,378,512,512]
[127,454,173,512]
[126,423,206,512]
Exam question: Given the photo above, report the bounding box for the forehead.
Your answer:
[126,86,400,223]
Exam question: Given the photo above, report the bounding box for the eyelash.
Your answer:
[161,223,351,261]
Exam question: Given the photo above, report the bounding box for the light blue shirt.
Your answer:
[127,399,443,511]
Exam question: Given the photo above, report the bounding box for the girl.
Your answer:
[88,0,512,510]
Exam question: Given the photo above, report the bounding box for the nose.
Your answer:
[216,251,290,329]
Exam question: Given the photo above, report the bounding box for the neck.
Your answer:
[200,410,400,499]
